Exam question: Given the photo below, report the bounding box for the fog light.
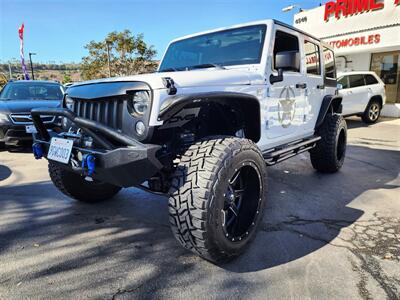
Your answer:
[135,121,146,136]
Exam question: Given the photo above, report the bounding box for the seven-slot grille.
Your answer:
[71,97,125,130]
[10,114,55,124]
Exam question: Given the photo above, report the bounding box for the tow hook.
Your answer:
[32,143,43,160]
[81,154,96,180]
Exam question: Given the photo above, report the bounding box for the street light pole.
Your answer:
[105,41,112,77]
[29,52,36,80]
[8,62,12,79]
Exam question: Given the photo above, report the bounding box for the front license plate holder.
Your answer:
[47,137,73,164]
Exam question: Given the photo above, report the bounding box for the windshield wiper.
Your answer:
[158,67,178,73]
[188,63,226,70]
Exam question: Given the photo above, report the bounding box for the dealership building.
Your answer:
[294,0,400,117]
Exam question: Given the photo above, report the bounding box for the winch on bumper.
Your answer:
[31,107,162,188]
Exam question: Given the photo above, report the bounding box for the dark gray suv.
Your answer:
[0,80,64,149]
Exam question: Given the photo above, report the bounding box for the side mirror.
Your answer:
[337,83,343,90]
[270,50,300,84]
[270,68,283,84]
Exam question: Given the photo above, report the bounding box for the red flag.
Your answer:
[18,23,30,80]
[18,23,24,40]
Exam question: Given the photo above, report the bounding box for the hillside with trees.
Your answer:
[0,61,81,84]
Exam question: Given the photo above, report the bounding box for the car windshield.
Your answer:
[0,82,64,100]
[159,25,267,72]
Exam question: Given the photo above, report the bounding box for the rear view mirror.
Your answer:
[270,50,300,84]
[275,51,300,72]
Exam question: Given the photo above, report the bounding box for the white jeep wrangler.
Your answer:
[31,19,346,263]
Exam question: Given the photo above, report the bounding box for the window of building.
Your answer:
[273,31,300,72]
[323,47,336,79]
[304,41,321,75]
[349,75,365,88]
[365,75,379,85]
[370,51,400,104]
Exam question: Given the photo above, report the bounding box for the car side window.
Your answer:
[349,75,365,88]
[365,75,379,85]
[304,40,321,76]
[273,30,300,73]
[338,76,349,89]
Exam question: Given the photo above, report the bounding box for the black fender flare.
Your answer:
[315,95,343,129]
[158,92,261,142]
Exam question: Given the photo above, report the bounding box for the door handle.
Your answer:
[317,84,325,89]
[296,83,307,89]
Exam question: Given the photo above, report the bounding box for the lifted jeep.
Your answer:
[31,19,346,263]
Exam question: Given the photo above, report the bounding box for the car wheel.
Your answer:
[168,137,268,263]
[48,162,122,203]
[310,114,347,173]
[362,100,381,124]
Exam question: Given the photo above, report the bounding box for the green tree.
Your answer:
[62,73,72,84]
[0,73,7,89]
[80,30,157,80]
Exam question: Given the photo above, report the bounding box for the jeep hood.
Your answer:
[71,69,262,91]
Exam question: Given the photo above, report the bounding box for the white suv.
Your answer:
[338,71,386,123]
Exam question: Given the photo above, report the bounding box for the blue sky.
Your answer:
[0,0,326,63]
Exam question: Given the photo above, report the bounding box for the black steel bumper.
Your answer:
[31,108,163,188]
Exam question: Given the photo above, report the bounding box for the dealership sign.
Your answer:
[324,0,398,21]
[327,33,381,49]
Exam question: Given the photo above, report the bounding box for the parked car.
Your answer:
[338,71,386,123]
[0,80,64,149]
[31,20,346,263]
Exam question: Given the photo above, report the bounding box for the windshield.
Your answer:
[159,25,267,72]
[0,82,64,100]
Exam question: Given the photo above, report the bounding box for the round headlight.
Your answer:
[65,96,74,111]
[132,91,149,116]
[135,121,146,136]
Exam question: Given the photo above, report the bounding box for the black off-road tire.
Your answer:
[48,162,121,203]
[362,99,381,124]
[310,114,347,173]
[168,137,268,263]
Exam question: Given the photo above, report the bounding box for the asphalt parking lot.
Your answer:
[0,117,399,300]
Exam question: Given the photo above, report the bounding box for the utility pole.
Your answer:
[105,41,112,77]
[8,62,12,79]
[29,52,36,80]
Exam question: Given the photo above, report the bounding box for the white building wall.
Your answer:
[336,53,371,73]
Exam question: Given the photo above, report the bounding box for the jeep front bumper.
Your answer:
[31,108,162,188]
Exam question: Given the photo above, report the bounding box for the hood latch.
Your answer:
[162,77,177,95]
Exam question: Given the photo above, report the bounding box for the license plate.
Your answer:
[47,138,73,164]
[25,125,37,134]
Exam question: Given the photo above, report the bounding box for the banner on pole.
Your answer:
[18,23,30,80]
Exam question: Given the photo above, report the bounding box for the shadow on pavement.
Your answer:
[345,117,393,129]
[0,144,399,297]
[5,146,32,154]
[224,145,399,273]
